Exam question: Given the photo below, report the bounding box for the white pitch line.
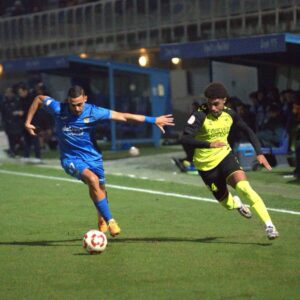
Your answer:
[1,169,300,216]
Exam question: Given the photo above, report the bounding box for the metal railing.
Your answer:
[0,0,299,60]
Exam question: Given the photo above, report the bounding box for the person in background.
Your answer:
[18,84,42,163]
[1,87,24,157]
[228,101,256,148]
[257,103,286,148]
[32,81,55,152]
[249,90,270,132]
[288,93,300,180]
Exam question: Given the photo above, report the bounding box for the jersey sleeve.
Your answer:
[181,111,211,148]
[42,97,61,115]
[92,105,112,121]
[230,109,263,155]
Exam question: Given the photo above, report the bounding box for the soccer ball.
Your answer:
[83,229,107,254]
[128,146,140,157]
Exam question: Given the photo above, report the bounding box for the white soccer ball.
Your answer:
[83,229,107,254]
[128,146,140,157]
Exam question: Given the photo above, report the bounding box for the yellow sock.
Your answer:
[220,192,239,210]
[235,180,272,225]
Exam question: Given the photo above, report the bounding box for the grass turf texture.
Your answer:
[0,163,299,299]
[41,144,183,160]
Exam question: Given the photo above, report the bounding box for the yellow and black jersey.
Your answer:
[181,104,262,171]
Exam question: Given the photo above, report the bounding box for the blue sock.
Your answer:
[94,198,112,222]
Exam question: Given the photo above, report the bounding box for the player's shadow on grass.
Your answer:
[108,236,272,246]
[0,237,271,248]
[0,238,81,247]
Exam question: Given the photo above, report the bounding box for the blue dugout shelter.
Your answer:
[1,55,171,150]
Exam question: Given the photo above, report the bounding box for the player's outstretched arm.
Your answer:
[25,95,48,136]
[110,111,174,134]
[256,154,272,171]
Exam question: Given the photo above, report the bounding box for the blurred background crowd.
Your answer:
[0,80,56,163]
[173,86,300,178]
[1,80,300,178]
[0,0,300,181]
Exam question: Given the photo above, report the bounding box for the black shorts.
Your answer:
[198,152,242,201]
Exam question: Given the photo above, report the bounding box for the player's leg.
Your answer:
[81,168,120,237]
[220,192,252,218]
[228,170,279,239]
[61,158,120,236]
[97,191,108,233]
[216,153,252,218]
[199,167,250,218]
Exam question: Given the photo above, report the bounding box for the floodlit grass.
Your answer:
[0,162,299,300]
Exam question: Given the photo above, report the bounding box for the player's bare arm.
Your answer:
[256,154,272,171]
[209,141,227,148]
[111,111,174,133]
[25,95,48,136]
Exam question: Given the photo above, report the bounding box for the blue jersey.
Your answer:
[42,97,112,161]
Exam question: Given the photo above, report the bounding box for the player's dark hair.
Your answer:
[67,85,85,98]
[204,82,229,99]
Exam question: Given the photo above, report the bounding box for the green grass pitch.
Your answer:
[0,162,299,300]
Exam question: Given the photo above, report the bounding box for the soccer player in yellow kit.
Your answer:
[181,82,279,240]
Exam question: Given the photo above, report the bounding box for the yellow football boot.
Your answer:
[108,219,121,237]
[98,216,108,233]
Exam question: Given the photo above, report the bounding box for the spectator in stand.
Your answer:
[0,87,24,157]
[18,84,42,163]
[249,90,270,131]
[229,102,257,147]
[11,0,26,16]
[266,86,281,106]
[280,89,295,126]
[0,91,3,127]
[288,92,300,180]
[32,81,55,152]
[257,103,286,148]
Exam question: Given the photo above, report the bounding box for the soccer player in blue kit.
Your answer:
[25,85,174,237]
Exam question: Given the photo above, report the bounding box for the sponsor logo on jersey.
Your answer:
[83,118,90,123]
[62,125,84,136]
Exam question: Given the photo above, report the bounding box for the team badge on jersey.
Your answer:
[83,118,90,123]
[187,115,196,124]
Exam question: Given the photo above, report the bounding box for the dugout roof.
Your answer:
[160,33,300,66]
[1,55,168,75]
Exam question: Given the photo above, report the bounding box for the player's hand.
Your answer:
[257,154,272,171]
[210,141,227,148]
[25,123,37,136]
[155,114,174,134]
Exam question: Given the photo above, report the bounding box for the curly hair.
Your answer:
[204,82,229,99]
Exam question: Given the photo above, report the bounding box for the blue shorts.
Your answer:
[61,157,106,185]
